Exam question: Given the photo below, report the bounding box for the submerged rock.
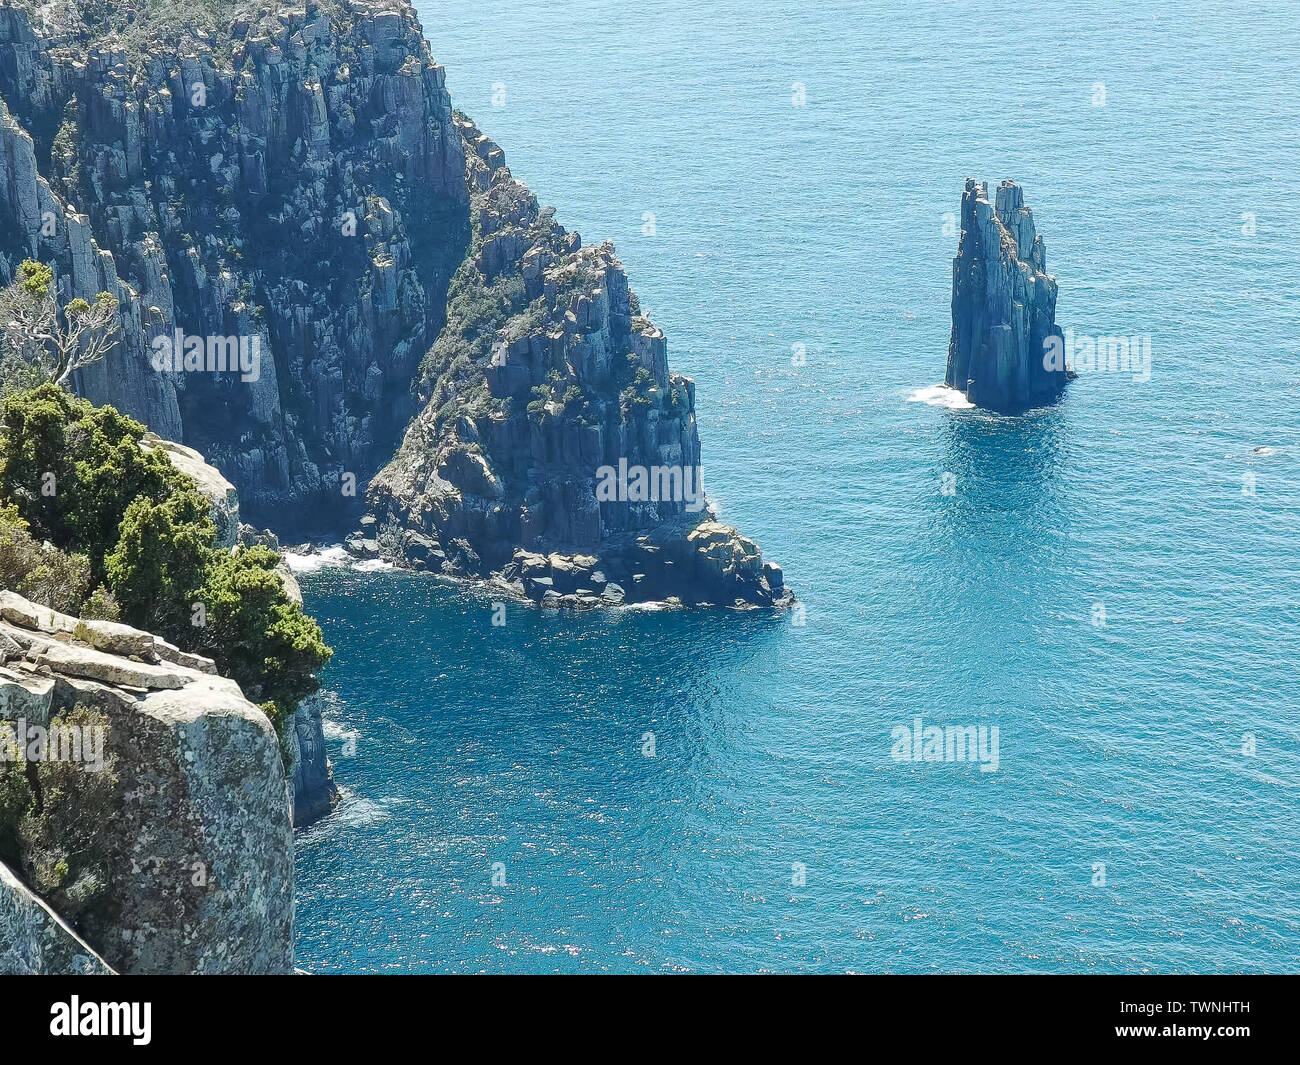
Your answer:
[945,179,1067,412]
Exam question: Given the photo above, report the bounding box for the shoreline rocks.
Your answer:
[945,178,1068,413]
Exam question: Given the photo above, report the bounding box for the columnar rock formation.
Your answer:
[0,590,294,974]
[0,0,790,607]
[367,115,788,607]
[946,178,1067,412]
[0,0,466,526]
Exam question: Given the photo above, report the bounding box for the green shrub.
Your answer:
[0,385,331,760]
[0,502,92,614]
[0,706,118,926]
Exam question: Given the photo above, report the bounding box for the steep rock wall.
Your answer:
[946,178,1067,412]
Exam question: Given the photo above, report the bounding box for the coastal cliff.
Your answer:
[945,178,1067,412]
[366,116,789,607]
[0,590,294,974]
[0,0,466,525]
[0,0,790,606]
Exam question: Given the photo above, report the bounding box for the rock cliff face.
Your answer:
[0,0,466,530]
[945,178,1067,413]
[367,116,789,607]
[0,0,790,606]
[0,590,294,974]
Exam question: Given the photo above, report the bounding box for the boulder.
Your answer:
[139,435,241,549]
[0,595,294,974]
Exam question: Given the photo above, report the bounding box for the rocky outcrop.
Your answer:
[140,432,241,548]
[0,590,294,974]
[0,1,791,607]
[287,693,336,826]
[1,858,115,975]
[366,116,791,608]
[945,179,1067,412]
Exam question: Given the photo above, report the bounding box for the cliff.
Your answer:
[0,0,466,529]
[141,431,338,826]
[945,178,1067,412]
[0,590,293,974]
[366,116,789,607]
[0,0,790,606]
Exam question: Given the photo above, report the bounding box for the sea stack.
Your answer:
[945,179,1067,412]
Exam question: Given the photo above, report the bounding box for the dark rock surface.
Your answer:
[0,0,466,528]
[288,694,338,827]
[946,178,1067,412]
[0,0,791,606]
[367,115,791,608]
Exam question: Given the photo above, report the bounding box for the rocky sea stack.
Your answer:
[0,0,790,609]
[945,178,1067,413]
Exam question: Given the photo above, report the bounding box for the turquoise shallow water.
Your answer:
[293,0,1300,972]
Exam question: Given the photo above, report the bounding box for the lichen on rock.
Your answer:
[0,589,294,974]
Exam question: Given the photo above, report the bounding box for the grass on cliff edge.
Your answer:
[0,384,331,758]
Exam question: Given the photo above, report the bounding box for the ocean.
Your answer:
[292,0,1300,972]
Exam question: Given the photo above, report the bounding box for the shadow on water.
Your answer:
[911,402,1075,649]
[302,570,794,804]
[937,403,1066,519]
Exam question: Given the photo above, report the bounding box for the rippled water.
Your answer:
[293,0,1300,972]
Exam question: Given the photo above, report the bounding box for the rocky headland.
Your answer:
[0,0,790,608]
[945,178,1068,413]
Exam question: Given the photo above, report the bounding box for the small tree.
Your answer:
[0,260,120,391]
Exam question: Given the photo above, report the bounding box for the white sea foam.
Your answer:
[908,384,974,410]
[352,558,394,572]
[283,545,351,572]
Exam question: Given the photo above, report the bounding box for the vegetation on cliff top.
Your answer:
[0,384,331,748]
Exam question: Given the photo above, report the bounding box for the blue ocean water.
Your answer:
[293,0,1300,972]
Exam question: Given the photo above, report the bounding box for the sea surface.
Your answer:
[292,0,1300,973]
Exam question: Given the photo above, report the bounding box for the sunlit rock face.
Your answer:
[946,178,1067,413]
[0,1,790,606]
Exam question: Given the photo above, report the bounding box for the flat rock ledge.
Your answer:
[0,590,294,975]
